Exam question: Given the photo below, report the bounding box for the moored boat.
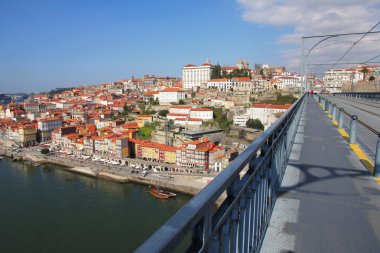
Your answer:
[150,188,176,199]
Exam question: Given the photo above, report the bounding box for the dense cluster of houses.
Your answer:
[0,60,299,172]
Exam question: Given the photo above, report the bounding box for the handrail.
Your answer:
[136,94,306,253]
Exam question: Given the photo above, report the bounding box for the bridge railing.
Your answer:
[315,94,380,178]
[333,92,380,100]
[136,94,306,253]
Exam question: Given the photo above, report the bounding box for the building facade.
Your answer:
[182,59,213,90]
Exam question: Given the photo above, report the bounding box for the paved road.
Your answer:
[323,95,380,133]
[261,96,380,253]
[321,95,379,162]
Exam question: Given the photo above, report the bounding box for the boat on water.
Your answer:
[0,156,4,160]
[150,188,177,199]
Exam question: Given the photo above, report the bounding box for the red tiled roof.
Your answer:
[208,78,230,82]
[170,105,193,109]
[160,87,183,92]
[143,91,159,96]
[190,108,212,112]
[253,104,292,109]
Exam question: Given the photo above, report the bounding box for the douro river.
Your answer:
[0,158,190,253]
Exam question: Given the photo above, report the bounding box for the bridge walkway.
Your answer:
[261,96,380,253]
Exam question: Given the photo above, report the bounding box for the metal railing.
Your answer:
[315,94,380,178]
[333,92,380,100]
[136,94,306,253]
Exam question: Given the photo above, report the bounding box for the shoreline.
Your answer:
[0,148,220,199]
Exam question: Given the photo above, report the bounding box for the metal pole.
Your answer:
[376,66,379,92]
[374,134,380,178]
[332,104,337,121]
[338,108,344,128]
[328,101,333,115]
[302,38,305,95]
[349,115,358,144]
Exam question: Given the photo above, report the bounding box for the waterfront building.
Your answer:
[135,141,176,163]
[176,138,215,171]
[37,117,62,142]
[18,125,37,147]
[182,59,214,90]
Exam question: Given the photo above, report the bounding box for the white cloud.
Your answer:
[237,0,380,71]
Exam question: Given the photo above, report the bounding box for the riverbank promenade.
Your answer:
[261,96,380,252]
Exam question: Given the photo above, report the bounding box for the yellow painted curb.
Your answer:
[328,115,332,119]
[338,129,349,139]
[332,120,338,126]
[375,178,380,185]
[349,144,374,174]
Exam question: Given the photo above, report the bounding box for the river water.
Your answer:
[0,158,191,253]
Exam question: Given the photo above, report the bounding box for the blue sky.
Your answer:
[0,0,293,93]
[1,0,379,93]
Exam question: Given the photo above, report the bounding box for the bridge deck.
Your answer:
[261,96,380,253]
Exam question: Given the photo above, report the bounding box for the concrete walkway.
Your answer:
[261,96,380,253]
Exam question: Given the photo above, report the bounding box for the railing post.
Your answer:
[349,115,358,144]
[374,134,380,178]
[332,104,337,121]
[338,108,344,129]
[328,101,333,115]
[325,100,329,112]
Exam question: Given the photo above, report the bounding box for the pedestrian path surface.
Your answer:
[261,96,380,253]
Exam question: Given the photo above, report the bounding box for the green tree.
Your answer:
[158,109,169,117]
[138,104,146,111]
[246,119,264,130]
[40,148,49,154]
[239,129,246,139]
[254,63,262,73]
[211,64,222,79]
[212,108,231,131]
[361,67,369,81]
[168,119,174,126]
[178,99,185,105]
[369,75,375,81]
[122,104,129,116]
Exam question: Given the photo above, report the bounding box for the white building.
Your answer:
[233,104,291,129]
[169,105,193,115]
[37,117,62,132]
[182,59,213,90]
[231,77,254,91]
[246,104,290,129]
[189,108,213,120]
[323,68,353,93]
[277,76,302,90]
[174,118,203,126]
[207,78,232,91]
[158,88,186,105]
[233,115,250,127]
[207,77,253,92]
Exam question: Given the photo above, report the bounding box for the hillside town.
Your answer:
[0,59,323,174]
